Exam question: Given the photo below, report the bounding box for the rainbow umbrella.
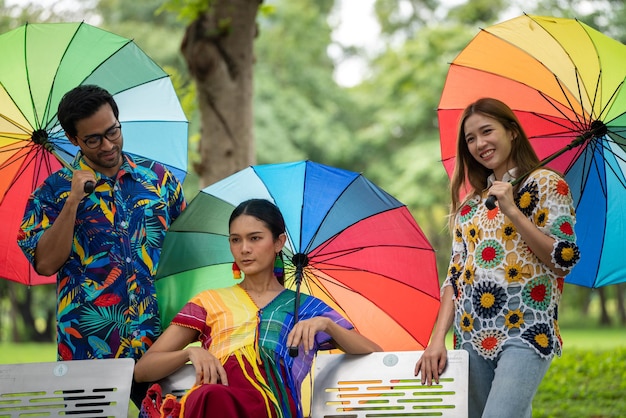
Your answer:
[438,14,626,288]
[155,160,440,351]
[0,22,188,285]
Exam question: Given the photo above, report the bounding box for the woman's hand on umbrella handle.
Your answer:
[486,181,515,215]
[287,317,329,356]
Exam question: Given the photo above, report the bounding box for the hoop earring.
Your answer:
[273,252,284,279]
[232,262,241,280]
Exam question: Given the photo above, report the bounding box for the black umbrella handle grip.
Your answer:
[485,195,497,210]
[84,181,95,194]
[289,346,299,357]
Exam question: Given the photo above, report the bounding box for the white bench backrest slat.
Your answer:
[311,350,468,418]
[0,358,134,418]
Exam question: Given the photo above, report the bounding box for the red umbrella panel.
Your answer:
[155,161,441,351]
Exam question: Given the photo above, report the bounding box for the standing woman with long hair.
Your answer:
[415,98,580,417]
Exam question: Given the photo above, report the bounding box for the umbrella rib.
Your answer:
[0,140,34,160]
[0,113,33,137]
[306,248,436,291]
[23,23,43,130]
[540,76,587,128]
[309,244,436,265]
[298,173,362,254]
[597,78,624,123]
[528,109,583,139]
[577,138,608,200]
[572,68,591,125]
[0,145,45,201]
[40,22,84,125]
[595,136,626,189]
[304,206,404,256]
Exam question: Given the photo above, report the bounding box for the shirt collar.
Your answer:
[71,151,137,181]
[486,167,519,188]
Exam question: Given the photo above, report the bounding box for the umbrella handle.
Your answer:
[84,181,95,194]
[485,195,498,210]
[289,287,302,357]
[289,257,308,358]
[485,175,526,210]
[45,144,95,194]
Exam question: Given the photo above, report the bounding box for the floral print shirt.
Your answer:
[443,168,580,359]
[18,153,186,361]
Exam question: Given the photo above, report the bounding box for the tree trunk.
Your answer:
[598,287,612,326]
[9,284,53,342]
[616,284,626,325]
[181,0,260,188]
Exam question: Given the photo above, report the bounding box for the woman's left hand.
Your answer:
[286,317,330,355]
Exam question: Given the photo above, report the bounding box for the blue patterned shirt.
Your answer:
[18,152,186,361]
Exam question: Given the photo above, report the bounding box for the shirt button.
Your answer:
[126,257,132,263]
[120,221,127,228]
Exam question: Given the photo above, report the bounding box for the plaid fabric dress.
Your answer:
[171,285,353,418]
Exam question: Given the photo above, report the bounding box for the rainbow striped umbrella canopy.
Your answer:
[0,22,188,285]
[439,15,626,288]
[156,161,440,351]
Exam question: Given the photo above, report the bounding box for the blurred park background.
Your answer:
[1,0,625,416]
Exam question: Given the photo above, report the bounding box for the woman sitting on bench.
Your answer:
[134,199,381,418]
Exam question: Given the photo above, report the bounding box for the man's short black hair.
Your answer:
[58,85,119,137]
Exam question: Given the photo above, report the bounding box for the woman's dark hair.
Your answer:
[58,84,119,137]
[229,199,286,283]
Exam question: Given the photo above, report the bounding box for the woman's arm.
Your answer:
[135,324,228,385]
[414,285,455,385]
[134,325,197,382]
[488,180,569,276]
[325,320,382,354]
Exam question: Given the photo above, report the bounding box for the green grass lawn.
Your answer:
[1,326,625,418]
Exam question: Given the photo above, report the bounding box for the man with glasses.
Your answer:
[17,84,186,407]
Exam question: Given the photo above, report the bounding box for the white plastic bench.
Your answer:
[157,350,468,418]
[312,350,468,417]
[158,362,197,399]
[0,358,134,418]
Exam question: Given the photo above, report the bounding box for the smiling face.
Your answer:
[463,112,516,180]
[68,103,124,177]
[229,214,286,279]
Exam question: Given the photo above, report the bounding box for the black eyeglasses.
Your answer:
[77,123,122,149]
